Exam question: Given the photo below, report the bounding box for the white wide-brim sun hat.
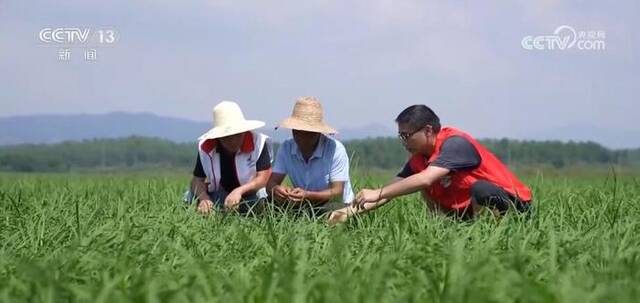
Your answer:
[198,101,265,140]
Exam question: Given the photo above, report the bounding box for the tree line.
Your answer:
[0,136,638,172]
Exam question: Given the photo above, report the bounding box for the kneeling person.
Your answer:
[330,104,532,223]
[189,101,273,214]
[266,97,354,214]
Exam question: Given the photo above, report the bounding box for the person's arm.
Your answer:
[266,141,293,202]
[329,167,449,224]
[329,160,413,223]
[191,154,216,214]
[355,165,450,204]
[359,136,478,204]
[225,143,273,208]
[225,170,272,209]
[193,175,216,214]
[327,177,402,224]
[237,169,271,195]
[352,161,416,210]
[266,172,285,193]
[191,176,212,201]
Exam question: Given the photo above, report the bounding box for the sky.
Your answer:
[0,0,638,145]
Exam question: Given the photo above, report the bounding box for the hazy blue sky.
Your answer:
[0,1,637,144]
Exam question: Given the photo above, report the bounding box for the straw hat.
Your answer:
[198,101,265,140]
[278,97,337,134]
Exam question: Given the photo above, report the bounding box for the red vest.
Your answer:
[409,127,532,211]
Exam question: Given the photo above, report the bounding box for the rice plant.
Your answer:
[1,171,639,302]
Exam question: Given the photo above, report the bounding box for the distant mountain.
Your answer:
[3,112,636,149]
[0,112,211,145]
[0,112,396,146]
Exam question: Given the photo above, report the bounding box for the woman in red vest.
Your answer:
[329,105,532,223]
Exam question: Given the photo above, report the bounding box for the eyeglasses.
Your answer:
[398,126,429,142]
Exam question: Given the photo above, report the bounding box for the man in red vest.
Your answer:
[329,105,532,223]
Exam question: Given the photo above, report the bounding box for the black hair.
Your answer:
[395,105,441,133]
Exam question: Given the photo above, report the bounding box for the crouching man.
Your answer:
[267,97,354,216]
[329,104,532,224]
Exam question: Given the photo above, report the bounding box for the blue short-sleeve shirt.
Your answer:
[273,135,354,204]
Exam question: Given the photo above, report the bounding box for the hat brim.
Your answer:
[198,120,265,140]
[278,117,337,134]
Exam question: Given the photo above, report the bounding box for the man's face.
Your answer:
[292,129,321,150]
[218,132,245,153]
[397,123,434,155]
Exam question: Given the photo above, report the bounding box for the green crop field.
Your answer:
[1,171,640,302]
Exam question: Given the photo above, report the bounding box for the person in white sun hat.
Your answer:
[266,96,354,216]
[186,101,273,214]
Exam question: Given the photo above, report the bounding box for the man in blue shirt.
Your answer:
[266,97,354,214]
